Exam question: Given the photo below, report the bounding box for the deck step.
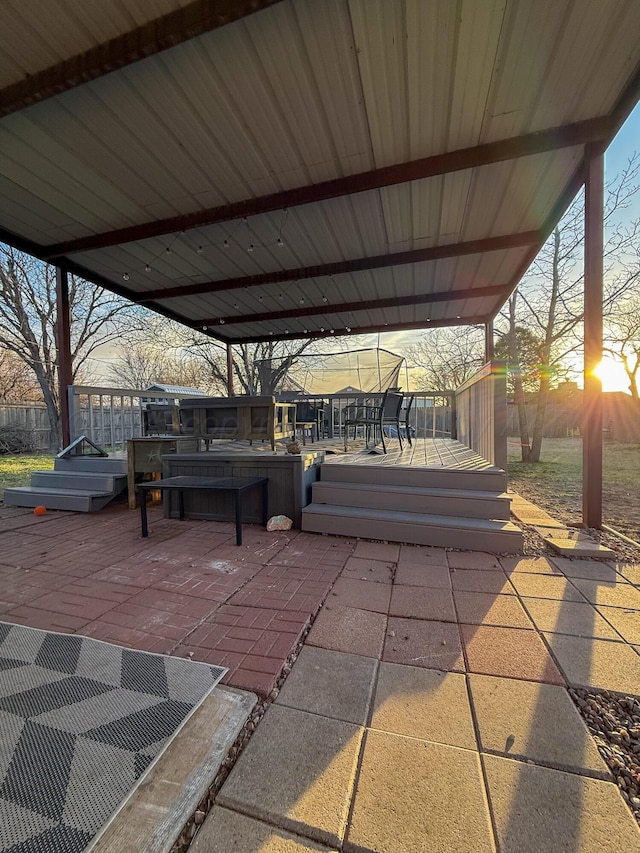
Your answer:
[3,486,114,513]
[31,470,127,492]
[53,457,128,475]
[301,504,523,553]
[319,463,507,492]
[311,480,510,519]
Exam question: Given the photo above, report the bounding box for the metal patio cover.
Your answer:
[1,0,639,346]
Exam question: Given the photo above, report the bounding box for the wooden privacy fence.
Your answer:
[0,404,50,451]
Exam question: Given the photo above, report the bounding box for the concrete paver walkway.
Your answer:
[1,501,640,851]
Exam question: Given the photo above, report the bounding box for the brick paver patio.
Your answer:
[1,499,640,850]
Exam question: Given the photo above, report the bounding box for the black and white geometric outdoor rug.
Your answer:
[0,622,226,853]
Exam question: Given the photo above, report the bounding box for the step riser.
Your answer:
[311,483,510,519]
[320,464,506,492]
[302,510,522,553]
[3,490,110,512]
[54,458,128,474]
[31,472,126,491]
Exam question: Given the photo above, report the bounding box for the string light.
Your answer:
[122,273,130,281]
[144,264,151,273]
[196,246,204,255]
[247,244,254,253]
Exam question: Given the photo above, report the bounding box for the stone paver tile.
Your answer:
[218,705,363,848]
[371,663,476,749]
[353,541,399,563]
[56,577,139,603]
[454,591,534,629]
[341,557,393,584]
[571,578,640,609]
[345,731,494,853]
[327,578,391,614]
[383,618,465,672]
[508,573,585,602]
[522,598,619,639]
[306,606,387,659]
[276,647,377,724]
[389,585,456,621]
[450,570,514,595]
[543,633,640,694]
[548,557,619,582]
[483,754,640,853]
[447,551,503,570]
[93,603,209,642]
[469,674,609,777]
[191,807,337,852]
[617,564,640,585]
[268,537,355,571]
[462,625,564,684]
[546,537,616,559]
[398,544,448,567]
[596,604,640,644]
[500,556,562,576]
[393,563,451,589]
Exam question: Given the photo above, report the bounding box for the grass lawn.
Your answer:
[0,453,55,499]
[508,437,640,540]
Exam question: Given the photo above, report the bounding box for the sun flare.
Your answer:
[593,357,631,394]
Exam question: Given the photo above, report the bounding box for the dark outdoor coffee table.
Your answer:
[137,475,269,545]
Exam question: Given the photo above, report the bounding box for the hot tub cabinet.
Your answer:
[162,450,324,527]
[179,396,295,450]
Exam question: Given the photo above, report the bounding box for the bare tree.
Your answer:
[406,327,485,391]
[0,246,141,451]
[604,292,640,399]
[108,339,213,391]
[500,155,640,462]
[0,347,43,402]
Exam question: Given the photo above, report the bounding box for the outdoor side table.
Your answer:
[137,475,269,545]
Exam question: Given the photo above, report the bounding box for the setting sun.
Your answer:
[594,356,631,394]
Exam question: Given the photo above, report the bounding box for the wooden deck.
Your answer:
[171,436,498,472]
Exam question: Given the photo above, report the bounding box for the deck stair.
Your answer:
[302,463,523,553]
[3,455,128,513]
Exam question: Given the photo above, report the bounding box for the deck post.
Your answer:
[55,265,73,449]
[583,146,604,529]
[484,320,494,362]
[226,343,235,396]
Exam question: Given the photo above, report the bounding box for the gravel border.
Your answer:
[570,687,640,827]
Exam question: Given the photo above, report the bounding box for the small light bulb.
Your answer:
[247,244,254,253]
[196,246,204,255]
[258,296,263,302]
[346,327,351,332]
[122,272,130,281]
[330,329,335,334]
[278,293,284,299]
[144,264,151,273]
[223,240,230,249]
[219,319,225,325]
[277,239,284,248]
[322,296,328,303]
[165,247,172,254]
[233,303,239,309]
[299,298,305,305]
[320,327,325,332]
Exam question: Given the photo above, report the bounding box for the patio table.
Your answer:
[137,475,269,545]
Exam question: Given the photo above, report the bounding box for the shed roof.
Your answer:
[1,0,639,344]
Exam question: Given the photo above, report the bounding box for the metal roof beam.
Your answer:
[198,284,511,328]
[0,0,284,119]
[44,117,612,259]
[137,231,539,303]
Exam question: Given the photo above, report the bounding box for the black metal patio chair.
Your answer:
[344,389,404,453]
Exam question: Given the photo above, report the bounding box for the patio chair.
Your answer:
[401,394,415,445]
[344,389,404,453]
[295,401,324,444]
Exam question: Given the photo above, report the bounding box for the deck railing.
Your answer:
[68,385,455,451]
[68,385,185,451]
[453,361,507,469]
[277,391,454,440]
